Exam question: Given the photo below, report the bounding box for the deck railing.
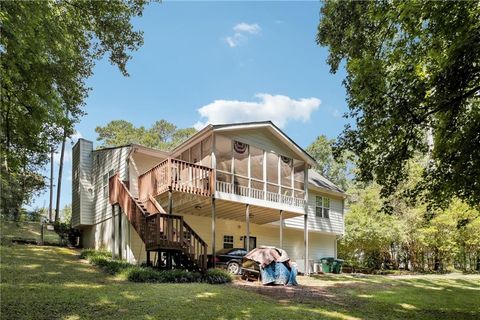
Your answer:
[138,158,214,201]
[215,180,306,209]
[110,174,208,271]
[145,213,207,270]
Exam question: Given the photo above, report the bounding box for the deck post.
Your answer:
[246,204,250,252]
[279,210,283,249]
[118,206,122,260]
[211,197,216,268]
[168,188,173,214]
[146,250,151,267]
[304,167,309,276]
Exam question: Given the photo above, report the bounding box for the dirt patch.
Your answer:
[231,278,356,307]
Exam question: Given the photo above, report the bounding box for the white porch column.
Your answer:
[211,197,216,268]
[279,210,283,249]
[304,167,309,275]
[245,204,250,252]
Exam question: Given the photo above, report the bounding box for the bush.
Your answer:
[125,267,165,283]
[79,248,110,260]
[202,269,232,284]
[80,249,130,274]
[79,249,232,284]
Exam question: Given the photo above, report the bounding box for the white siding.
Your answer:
[90,146,130,224]
[128,152,165,198]
[72,139,93,227]
[216,129,297,159]
[181,213,336,262]
[80,207,145,265]
[281,190,344,235]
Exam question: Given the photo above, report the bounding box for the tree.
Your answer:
[95,120,197,150]
[1,1,151,217]
[306,135,352,191]
[317,1,480,208]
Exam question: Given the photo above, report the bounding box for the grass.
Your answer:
[1,221,62,244]
[1,244,479,320]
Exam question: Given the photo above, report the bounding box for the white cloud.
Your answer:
[225,22,261,48]
[233,23,261,34]
[194,93,321,130]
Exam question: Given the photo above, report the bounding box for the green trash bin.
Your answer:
[332,259,344,274]
[320,257,335,273]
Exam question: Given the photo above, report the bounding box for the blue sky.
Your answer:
[30,1,350,210]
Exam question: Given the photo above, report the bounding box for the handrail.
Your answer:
[110,173,207,271]
[138,157,214,201]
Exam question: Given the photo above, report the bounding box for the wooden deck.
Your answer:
[109,174,208,271]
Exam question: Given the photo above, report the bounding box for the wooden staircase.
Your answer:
[109,173,208,271]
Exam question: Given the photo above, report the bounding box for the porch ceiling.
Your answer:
[156,192,303,225]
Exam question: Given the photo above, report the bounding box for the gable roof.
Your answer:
[173,121,317,166]
[308,169,345,196]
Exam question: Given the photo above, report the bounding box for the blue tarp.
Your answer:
[260,261,298,286]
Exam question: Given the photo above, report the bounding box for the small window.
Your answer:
[315,196,330,218]
[223,235,234,249]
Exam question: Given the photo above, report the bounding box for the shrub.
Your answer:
[80,249,130,275]
[79,248,110,260]
[202,269,232,284]
[162,269,202,283]
[125,267,164,283]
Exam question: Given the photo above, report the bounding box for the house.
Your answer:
[72,121,345,274]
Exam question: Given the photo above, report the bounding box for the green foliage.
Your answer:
[95,119,197,150]
[317,1,480,208]
[125,267,232,284]
[306,135,353,190]
[79,248,111,260]
[0,0,151,217]
[341,176,480,271]
[80,249,131,274]
[202,268,233,284]
[3,245,480,319]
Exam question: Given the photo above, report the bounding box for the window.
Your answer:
[103,170,115,198]
[315,196,330,218]
[223,235,234,249]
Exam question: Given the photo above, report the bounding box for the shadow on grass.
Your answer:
[2,244,479,320]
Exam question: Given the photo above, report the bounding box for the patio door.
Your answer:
[243,236,257,250]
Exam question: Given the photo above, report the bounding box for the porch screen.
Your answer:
[201,136,212,167]
[266,152,278,184]
[233,141,248,177]
[191,143,201,164]
[250,146,263,180]
[216,135,232,172]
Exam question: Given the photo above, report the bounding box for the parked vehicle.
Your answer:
[208,248,248,274]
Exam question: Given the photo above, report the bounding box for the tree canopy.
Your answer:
[317,1,480,208]
[0,1,150,217]
[95,120,197,151]
[306,135,351,191]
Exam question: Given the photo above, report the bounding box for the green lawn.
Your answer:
[1,245,479,320]
[1,221,62,244]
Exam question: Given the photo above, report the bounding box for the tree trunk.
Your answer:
[55,129,67,223]
[49,147,54,222]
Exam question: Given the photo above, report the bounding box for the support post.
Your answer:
[304,213,309,276]
[246,204,250,252]
[168,188,173,214]
[211,197,216,268]
[118,206,122,260]
[304,167,309,276]
[279,210,283,249]
[111,205,115,258]
[146,251,151,267]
